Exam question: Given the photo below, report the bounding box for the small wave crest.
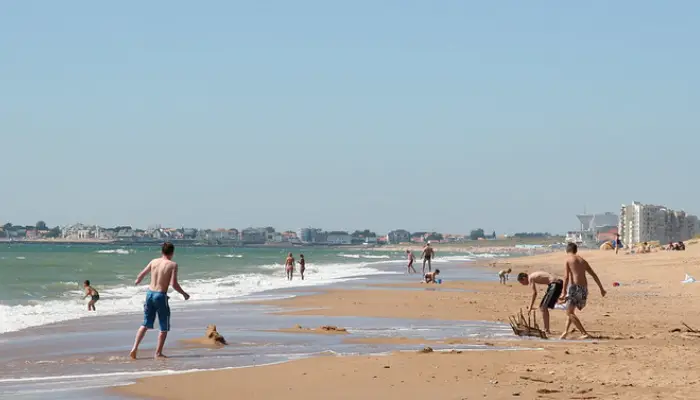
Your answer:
[95,249,131,255]
[338,253,391,260]
[0,260,396,334]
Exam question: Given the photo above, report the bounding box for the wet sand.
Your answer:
[116,246,700,399]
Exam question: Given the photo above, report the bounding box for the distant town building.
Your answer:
[363,236,378,244]
[207,229,239,241]
[282,231,298,242]
[239,227,267,244]
[566,212,619,246]
[326,231,352,245]
[297,227,327,243]
[619,201,699,245]
[387,229,411,244]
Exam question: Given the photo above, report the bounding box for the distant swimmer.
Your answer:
[299,254,306,280]
[560,243,606,340]
[130,242,190,360]
[424,269,440,284]
[82,280,99,311]
[285,252,295,281]
[498,268,512,284]
[406,250,417,274]
[421,242,435,275]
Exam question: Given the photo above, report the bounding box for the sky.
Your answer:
[1,1,698,234]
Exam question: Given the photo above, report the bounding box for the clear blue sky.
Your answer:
[1,1,698,234]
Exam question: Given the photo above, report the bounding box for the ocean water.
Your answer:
[0,244,498,334]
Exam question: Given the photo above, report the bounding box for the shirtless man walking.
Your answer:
[129,242,189,359]
[560,243,606,340]
[421,242,435,275]
[517,271,563,334]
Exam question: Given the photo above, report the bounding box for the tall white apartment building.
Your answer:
[619,201,699,244]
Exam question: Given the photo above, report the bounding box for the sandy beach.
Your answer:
[115,245,700,399]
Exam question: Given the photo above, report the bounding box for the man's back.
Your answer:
[148,258,176,293]
[566,255,589,287]
[529,271,555,286]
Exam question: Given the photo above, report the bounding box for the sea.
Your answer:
[0,243,526,399]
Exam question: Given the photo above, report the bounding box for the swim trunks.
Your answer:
[143,290,170,331]
[539,279,563,309]
[566,284,588,310]
[91,294,100,302]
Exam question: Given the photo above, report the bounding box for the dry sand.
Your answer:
[115,246,700,399]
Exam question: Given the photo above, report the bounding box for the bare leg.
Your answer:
[422,260,427,275]
[568,312,589,338]
[130,326,148,359]
[428,259,432,272]
[560,316,572,340]
[541,307,551,333]
[155,331,168,358]
[560,305,588,339]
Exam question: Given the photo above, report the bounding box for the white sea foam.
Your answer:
[0,261,397,334]
[220,254,243,258]
[95,249,131,255]
[338,253,391,260]
[338,253,361,259]
[15,256,26,260]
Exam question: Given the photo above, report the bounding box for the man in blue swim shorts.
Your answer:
[130,242,190,359]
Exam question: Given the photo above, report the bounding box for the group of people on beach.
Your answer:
[80,239,607,361]
[508,242,606,339]
[406,242,439,283]
[284,253,306,280]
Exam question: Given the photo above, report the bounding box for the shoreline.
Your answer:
[113,247,700,399]
[0,258,505,398]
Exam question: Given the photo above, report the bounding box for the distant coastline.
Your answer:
[0,238,381,249]
[0,237,559,254]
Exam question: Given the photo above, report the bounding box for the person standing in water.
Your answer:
[285,252,295,281]
[82,280,99,311]
[421,242,435,275]
[129,242,190,360]
[299,254,306,280]
[406,250,417,274]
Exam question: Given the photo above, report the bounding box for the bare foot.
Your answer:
[155,354,168,359]
[559,332,568,340]
[580,334,591,340]
[129,350,137,360]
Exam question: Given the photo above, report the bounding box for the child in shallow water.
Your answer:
[424,269,440,284]
[83,280,99,311]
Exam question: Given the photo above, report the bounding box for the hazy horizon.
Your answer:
[2,1,698,233]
